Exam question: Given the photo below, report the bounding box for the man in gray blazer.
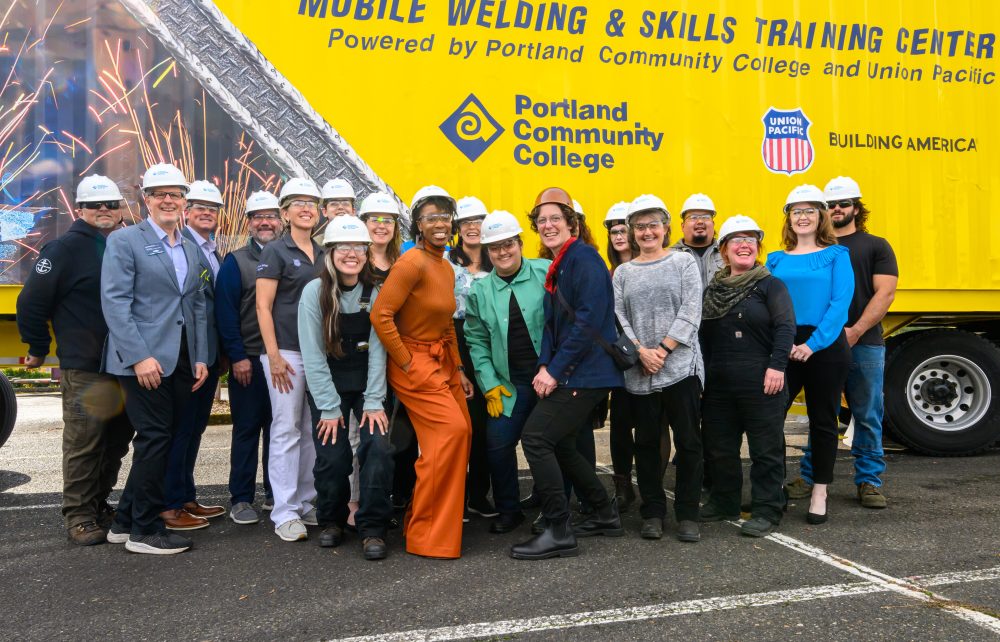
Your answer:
[162,179,227,530]
[101,163,209,555]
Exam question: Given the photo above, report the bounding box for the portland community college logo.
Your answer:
[440,94,504,162]
[761,108,814,175]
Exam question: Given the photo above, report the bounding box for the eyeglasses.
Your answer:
[727,237,759,247]
[288,199,318,210]
[534,214,565,227]
[631,221,664,232]
[789,208,819,219]
[684,213,713,222]
[366,215,396,226]
[149,191,185,201]
[325,199,353,207]
[189,204,219,215]
[609,228,628,237]
[249,213,280,221]
[487,239,518,253]
[81,201,121,210]
[420,214,452,224]
[459,218,484,228]
[829,200,855,209]
[332,244,368,254]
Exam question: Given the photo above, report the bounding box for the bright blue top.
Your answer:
[765,245,854,352]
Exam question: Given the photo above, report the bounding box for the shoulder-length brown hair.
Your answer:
[529,203,584,260]
[319,251,374,358]
[626,210,671,250]
[781,203,838,250]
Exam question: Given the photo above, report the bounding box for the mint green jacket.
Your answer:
[464,258,551,417]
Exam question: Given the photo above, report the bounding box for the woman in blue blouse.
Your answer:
[766,184,854,525]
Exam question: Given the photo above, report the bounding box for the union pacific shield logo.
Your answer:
[761,108,814,175]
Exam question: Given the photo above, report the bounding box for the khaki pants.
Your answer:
[61,369,134,528]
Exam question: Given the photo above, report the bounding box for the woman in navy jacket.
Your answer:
[510,187,625,561]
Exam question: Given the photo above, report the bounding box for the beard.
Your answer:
[690,232,710,245]
[832,211,855,228]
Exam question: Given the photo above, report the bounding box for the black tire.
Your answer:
[885,329,1000,456]
[0,372,16,449]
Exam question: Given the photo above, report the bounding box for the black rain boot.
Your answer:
[572,498,624,537]
[510,515,579,560]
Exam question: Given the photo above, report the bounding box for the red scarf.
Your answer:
[544,236,577,294]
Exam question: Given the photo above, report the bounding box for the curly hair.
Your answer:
[529,203,580,260]
[852,199,870,233]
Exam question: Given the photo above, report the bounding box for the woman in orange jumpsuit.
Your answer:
[371,185,473,559]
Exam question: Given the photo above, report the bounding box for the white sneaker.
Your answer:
[275,519,307,542]
[301,508,319,526]
[106,524,130,544]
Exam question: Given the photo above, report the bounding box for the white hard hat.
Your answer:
[718,215,765,244]
[358,192,400,218]
[823,176,862,202]
[784,184,827,212]
[603,201,630,228]
[480,210,523,245]
[245,190,281,215]
[279,177,321,203]
[322,215,372,246]
[410,185,455,214]
[142,163,189,192]
[627,194,671,224]
[573,199,585,217]
[187,180,224,206]
[680,193,716,216]
[76,174,123,203]
[455,196,488,222]
[321,178,356,201]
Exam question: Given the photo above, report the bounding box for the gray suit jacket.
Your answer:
[182,226,219,366]
[101,219,208,377]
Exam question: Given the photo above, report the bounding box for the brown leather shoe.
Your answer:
[183,501,226,519]
[68,521,106,546]
[161,509,210,531]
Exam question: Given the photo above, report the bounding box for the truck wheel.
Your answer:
[0,372,16,449]
[885,329,1000,456]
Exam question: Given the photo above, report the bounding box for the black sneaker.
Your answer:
[125,532,192,555]
[466,497,499,518]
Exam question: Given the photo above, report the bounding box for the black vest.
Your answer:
[328,282,374,394]
[231,241,264,357]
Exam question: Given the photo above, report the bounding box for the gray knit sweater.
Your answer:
[612,251,705,394]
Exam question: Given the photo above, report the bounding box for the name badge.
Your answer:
[145,243,164,256]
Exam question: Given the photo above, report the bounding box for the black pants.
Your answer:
[115,342,194,536]
[309,391,394,538]
[609,388,635,477]
[390,397,418,505]
[784,328,852,485]
[164,361,219,509]
[456,319,490,505]
[632,376,703,521]
[521,387,612,522]
[228,357,273,505]
[703,371,788,525]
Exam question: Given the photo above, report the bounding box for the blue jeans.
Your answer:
[228,358,273,505]
[486,384,536,515]
[799,344,886,487]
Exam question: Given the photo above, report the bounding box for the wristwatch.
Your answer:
[659,341,674,355]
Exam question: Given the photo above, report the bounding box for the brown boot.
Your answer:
[160,509,210,531]
[68,521,106,546]
[612,474,635,512]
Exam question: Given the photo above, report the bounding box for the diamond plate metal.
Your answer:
[117,0,410,229]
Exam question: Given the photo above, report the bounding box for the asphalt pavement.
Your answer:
[1,393,999,641]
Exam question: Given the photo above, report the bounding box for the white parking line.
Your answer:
[329,567,1000,642]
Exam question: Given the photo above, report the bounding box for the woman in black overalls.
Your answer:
[299,216,393,560]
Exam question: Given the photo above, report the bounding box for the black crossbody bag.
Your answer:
[554,287,639,371]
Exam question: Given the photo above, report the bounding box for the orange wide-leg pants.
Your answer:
[388,338,472,559]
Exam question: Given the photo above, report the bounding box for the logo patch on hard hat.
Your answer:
[761,107,814,175]
[440,94,504,162]
[35,258,52,274]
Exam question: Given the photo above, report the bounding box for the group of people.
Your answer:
[16,164,897,561]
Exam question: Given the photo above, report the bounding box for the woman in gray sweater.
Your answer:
[613,194,705,543]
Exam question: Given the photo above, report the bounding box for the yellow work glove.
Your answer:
[484,385,512,418]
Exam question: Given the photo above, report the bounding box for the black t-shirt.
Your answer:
[838,231,898,346]
[689,244,710,257]
[256,234,325,352]
[501,270,539,385]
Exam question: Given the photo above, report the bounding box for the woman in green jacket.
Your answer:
[464,211,551,535]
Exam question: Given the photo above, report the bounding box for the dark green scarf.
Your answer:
[702,264,771,320]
